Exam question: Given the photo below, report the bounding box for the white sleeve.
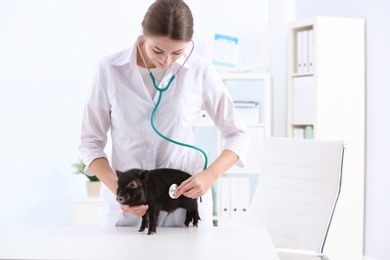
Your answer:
[78,59,111,175]
[201,63,251,167]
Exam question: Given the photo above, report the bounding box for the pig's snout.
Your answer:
[116,196,126,204]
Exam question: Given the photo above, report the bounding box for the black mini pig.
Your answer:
[116,168,200,235]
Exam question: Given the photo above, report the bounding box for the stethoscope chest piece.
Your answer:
[168,184,178,199]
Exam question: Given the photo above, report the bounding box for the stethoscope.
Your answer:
[137,39,209,199]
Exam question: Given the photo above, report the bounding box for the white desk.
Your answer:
[0,226,279,260]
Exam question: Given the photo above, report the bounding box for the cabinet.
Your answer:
[287,17,365,259]
[195,73,272,226]
[74,197,103,225]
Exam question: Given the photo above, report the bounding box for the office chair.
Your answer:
[245,137,346,260]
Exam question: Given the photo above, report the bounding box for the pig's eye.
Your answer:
[128,181,138,189]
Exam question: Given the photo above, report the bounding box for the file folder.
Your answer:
[297,31,303,73]
[220,177,231,218]
[308,29,314,73]
[230,177,241,218]
[239,177,251,217]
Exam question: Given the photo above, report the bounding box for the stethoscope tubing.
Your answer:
[149,73,209,170]
[137,38,208,170]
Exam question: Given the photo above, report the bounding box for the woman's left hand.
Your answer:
[175,150,238,199]
[175,169,217,199]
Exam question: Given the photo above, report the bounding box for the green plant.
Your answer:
[71,159,99,182]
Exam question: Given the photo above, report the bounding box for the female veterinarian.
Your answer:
[78,0,250,227]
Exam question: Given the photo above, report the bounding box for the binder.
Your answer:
[297,31,303,73]
[302,30,308,73]
[293,127,305,139]
[230,177,241,218]
[226,177,251,218]
[308,29,314,73]
[239,177,251,217]
[297,29,314,74]
[304,125,314,139]
[220,177,231,218]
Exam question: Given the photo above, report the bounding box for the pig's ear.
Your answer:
[116,170,123,177]
[139,170,149,183]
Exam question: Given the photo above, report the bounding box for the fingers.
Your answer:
[183,189,201,199]
[120,204,149,217]
[134,205,149,216]
[176,177,203,199]
[175,177,192,198]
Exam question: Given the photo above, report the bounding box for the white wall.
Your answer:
[268,0,295,137]
[0,0,268,226]
[295,1,390,260]
[3,1,387,259]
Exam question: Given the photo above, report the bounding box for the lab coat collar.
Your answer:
[111,43,135,67]
[112,36,192,72]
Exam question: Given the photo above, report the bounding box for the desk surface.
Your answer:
[0,226,279,260]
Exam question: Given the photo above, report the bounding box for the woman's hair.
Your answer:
[142,0,194,42]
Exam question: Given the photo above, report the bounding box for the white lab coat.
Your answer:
[78,37,250,227]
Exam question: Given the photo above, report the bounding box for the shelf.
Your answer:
[291,122,314,126]
[194,72,273,226]
[219,73,272,136]
[219,73,271,81]
[291,73,314,77]
[286,16,365,259]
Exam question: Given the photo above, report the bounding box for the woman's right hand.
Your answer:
[120,204,149,217]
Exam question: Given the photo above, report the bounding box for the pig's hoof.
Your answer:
[138,227,146,232]
[147,231,156,235]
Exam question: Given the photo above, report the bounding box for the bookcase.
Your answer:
[287,17,365,259]
[194,73,272,226]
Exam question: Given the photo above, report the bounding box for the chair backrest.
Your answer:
[245,137,345,253]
